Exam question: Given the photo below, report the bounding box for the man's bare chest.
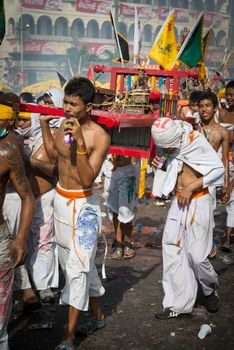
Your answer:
[55,131,93,159]
[202,127,222,150]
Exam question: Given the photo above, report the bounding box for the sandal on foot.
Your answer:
[209,246,217,258]
[123,243,136,259]
[111,247,123,259]
[76,319,106,335]
[55,340,75,350]
[221,242,232,252]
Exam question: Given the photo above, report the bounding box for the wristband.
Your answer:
[76,150,88,156]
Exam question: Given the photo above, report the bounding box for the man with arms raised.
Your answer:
[0,94,35,349]
[40,77,110,350]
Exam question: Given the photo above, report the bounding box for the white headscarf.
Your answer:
[17,113,41,139]
[17,112,42,156]
[45,88,65,128]
[151,118,224,196]
[151,118,183,149]
[45,88,64,108]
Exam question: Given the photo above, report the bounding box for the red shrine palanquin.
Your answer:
[19,66,197,159]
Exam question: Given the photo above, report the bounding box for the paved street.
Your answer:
[8,186,234,350]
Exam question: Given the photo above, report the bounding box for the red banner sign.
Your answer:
[19,40,114,58]
[119,2,152,19]
[22,0,62,11]
[76,0,111,14]
[76,43,114,59]
[158,6,189,22]
[23,40,68,54]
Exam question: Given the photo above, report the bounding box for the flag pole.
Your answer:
[110,10,124,67]
[204,24,213,37]
[171,12,204,68]
[67,56,74,78]
[78,56,82,75]
[134,6,141,65]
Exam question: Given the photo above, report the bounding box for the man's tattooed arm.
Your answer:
[2,139,35,268]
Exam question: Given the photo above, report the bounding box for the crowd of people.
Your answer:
[0,76,233,350]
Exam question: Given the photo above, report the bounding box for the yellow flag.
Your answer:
[149,10,177,70]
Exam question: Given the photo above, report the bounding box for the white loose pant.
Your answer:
[3,189,58,291]
[162,193,218,314]
[0,223,14,350]
[27,189,58,290]
[104,175,137,224]
[3,191,31,290]
[226,189,234,227]
[54,187,105,311]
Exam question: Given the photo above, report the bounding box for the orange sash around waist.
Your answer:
[175,187,209,200]
[56,185,93,200]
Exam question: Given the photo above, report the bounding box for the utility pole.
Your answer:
[19,2,23,78]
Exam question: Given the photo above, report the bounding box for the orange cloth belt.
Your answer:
[175,187,209,200]
[56,185,93,200]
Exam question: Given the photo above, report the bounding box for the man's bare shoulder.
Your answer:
[219,108,234,123]
[210,123,229,140]
[219,124,230,134]
[90,121,110,141]
[0,134,22,175]
[0,134,19,158]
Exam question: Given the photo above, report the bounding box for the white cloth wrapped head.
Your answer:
[45,88,64,108]
[45,88,65,128]
[151,118,183,149]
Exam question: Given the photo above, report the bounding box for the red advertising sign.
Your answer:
[22,0,62,11]
[175,8,189,23]
[76,0,111,14]
[158,6,188,22]
[21,40,114,58]
[76,43,114,59]
[23,40,68,54]
[119,2,153,19]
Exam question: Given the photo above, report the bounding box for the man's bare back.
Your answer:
[0,133,31,222]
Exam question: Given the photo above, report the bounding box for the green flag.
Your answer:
[172,13,204,68]
[0,0,5,45]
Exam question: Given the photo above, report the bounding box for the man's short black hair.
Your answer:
[36,95,44,104]
[0,92,20,108]
[189,90,202,104]
[226,80,234,89]
[64,77,95,104]
[19,92,35,103]
[198,91,218,108]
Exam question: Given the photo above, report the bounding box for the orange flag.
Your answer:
[87,64,94,81]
